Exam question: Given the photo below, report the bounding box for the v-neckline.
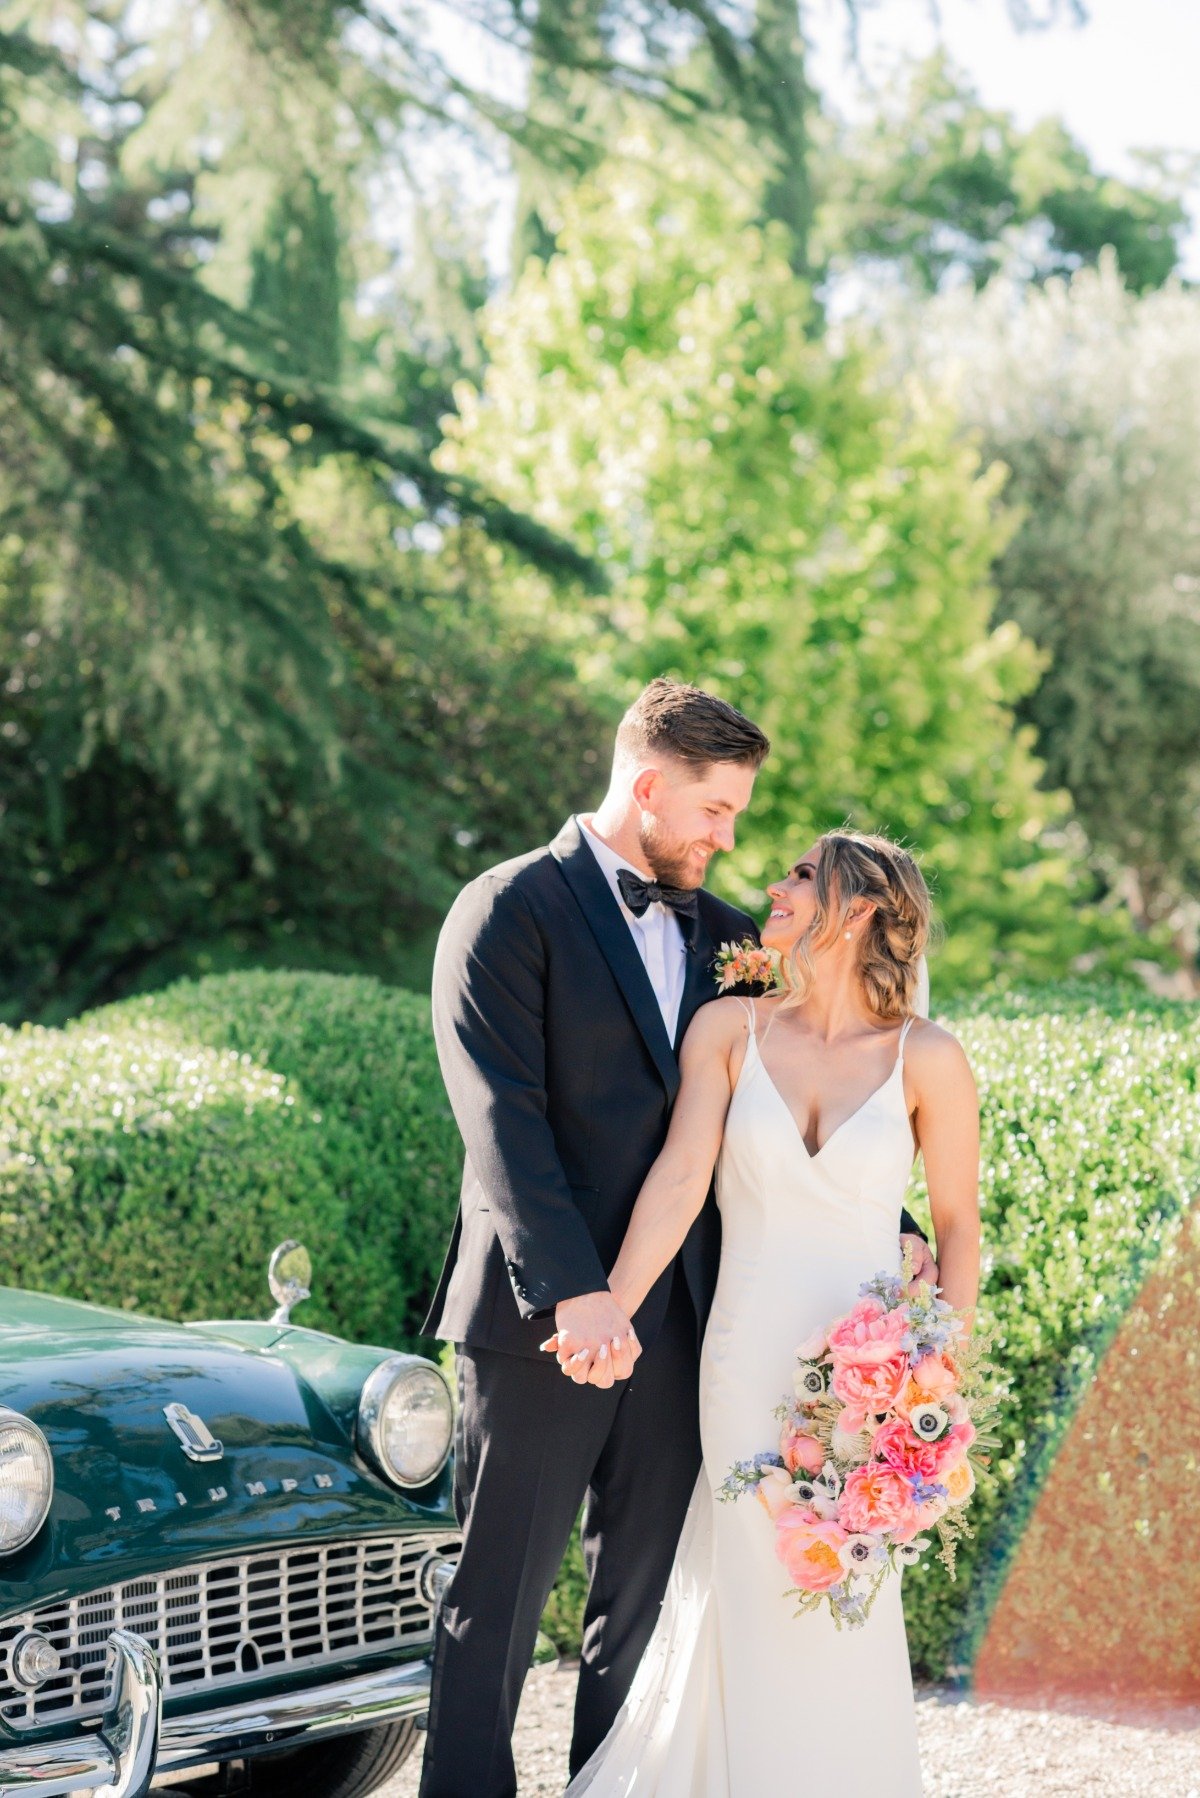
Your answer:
[752,1034,906,1163]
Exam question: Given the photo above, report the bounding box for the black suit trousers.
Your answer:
[418,1269,702,1798]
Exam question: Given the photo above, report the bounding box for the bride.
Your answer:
[557,829,980,1795]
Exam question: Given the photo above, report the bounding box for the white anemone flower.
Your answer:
[895,1537,932,1566]
[815,1462,842,1497]
[838,1534,884,1576]
[909,1403,949,1442]
[793,1363,826,1404]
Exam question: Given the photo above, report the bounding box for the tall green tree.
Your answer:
[900,258,1200,981]
[816,51,1190,295]
[0,22,606,1019]
[436,129,1122,991]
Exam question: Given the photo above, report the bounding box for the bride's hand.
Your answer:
[538,1331,641,1384]
[582,1330,639,1387]
[901,1232,939,1293]
[539,1292,641,1386]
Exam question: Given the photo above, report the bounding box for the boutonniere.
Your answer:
[713,938,778,992]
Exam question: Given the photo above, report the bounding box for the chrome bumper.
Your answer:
[0,1632,432,1796]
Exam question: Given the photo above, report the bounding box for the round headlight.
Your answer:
[358,1358,453,1490]
[0,1409,53,1555]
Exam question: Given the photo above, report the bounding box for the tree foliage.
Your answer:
[436,130,1125,990]
[816,52,1189,296]
[902,258,1200,973]
[0,18,606,1020]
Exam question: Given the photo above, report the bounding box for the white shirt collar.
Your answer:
[578,815,645,893]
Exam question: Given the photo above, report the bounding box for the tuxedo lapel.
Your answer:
[550,818,680,1102]
[677,895,766,1051]
[674,909,720,1053]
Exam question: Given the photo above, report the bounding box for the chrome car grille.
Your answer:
[0,1532,461,1730]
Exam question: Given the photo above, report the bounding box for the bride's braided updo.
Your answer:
[779,830,934,1021]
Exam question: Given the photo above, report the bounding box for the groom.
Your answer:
[419,678,934,1797]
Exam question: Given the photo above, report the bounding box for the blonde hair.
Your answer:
[778,830,934,1021]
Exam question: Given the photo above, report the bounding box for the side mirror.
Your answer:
[268,1240,313,1325]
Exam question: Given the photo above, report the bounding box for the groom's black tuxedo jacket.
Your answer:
[424,815,926,1361]
[424,816,759,1359]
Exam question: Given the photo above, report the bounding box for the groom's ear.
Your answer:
[630,765,664,808]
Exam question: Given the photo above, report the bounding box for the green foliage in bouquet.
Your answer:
[0,970,462,1351]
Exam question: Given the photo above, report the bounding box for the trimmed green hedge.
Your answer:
[902,982,1200,1676]
[0,971,462,1349]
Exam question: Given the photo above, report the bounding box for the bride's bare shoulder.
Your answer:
[903,1016,976,1089]
[680,994,764,1065]
[688,994,755,1042]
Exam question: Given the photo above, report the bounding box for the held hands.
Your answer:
[901,1232,939,1295]
[539,1290,641,1389]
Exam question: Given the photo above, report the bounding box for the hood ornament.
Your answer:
[268,1239,313,1325]
[164,1402,224,1464]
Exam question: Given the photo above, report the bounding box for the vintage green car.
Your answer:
[0,1244,460,1797]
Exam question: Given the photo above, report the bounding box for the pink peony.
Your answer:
[871,1416,945,1481]
[827,1297,911,1367]
[910,1353,960,1400]
[874,1415,977,1481]
[756,1466,802,1521]
[780,1423,826,1476]
[826,1299,912,1430]
[839,1464,919,1540]
[774,1510,849,1593]
[829,1356,911,1433]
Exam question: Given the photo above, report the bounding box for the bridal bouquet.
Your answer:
[719,1252,998,1629]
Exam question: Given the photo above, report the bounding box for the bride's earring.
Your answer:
[844,930,852,940]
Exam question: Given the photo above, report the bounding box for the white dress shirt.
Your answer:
[578,816,688,1045]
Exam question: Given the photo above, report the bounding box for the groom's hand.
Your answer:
[901,1232,939,1293]
[542,1291,640,1385]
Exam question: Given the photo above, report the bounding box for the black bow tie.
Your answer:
[616,867,701,922]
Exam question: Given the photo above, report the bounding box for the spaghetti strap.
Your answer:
[897,1015,916,1061]
[758,996,781,1050]
[732,996,757,1038]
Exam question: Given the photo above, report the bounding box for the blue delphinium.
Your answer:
[717,1452,784,1502]
[908,1475,949,1506]
[859,1270,905,1307]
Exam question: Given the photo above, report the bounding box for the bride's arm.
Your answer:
[606,999,742,1321]
[544,998,743,1385]
[909,1025,981,1322]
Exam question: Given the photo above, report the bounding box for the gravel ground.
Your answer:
[382,1661,1200,1798]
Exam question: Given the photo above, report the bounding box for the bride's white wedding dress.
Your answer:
[567,1001,925,1796]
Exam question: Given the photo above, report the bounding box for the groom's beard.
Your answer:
[638,816,712,890]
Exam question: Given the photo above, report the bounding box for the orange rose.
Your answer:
[780,1423,826,1476]
[895,1353,959,1422]
[943,1458,976,1508]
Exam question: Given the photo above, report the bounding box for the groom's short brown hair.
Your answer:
[615,678,770,772]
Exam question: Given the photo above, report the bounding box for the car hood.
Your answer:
[0,1291,443,1606]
